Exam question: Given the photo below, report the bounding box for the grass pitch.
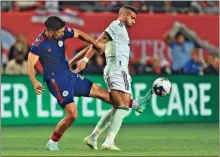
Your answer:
[1,123,219,156]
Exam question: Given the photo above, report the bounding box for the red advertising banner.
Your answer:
[1,11,219,64]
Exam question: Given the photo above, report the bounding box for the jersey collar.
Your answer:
[42,30,47,38]
[117,20,125,27]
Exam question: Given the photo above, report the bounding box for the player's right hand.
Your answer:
[33,81,45,95]
[73,60,87,73]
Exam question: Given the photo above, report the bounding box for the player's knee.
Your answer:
[67,112,78,123]
[91,84,102,98]
[70,112,78,120]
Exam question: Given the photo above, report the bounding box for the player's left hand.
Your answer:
[33,81,45,95]
[68,63,73,70]
[73,60,87,73]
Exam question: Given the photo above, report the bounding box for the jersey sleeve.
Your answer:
[30,45,41,56]
[104,22,118,41]
[30,35,45,56]
[169,41,176,48]
[186,41,195,49]
[63,27,75,40]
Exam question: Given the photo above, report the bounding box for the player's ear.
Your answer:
[122,12,126,19]
[48,30,54,37]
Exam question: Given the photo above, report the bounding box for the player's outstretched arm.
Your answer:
[27,53,45,95]
[74,29,104,52]
[163,32,172,44]
[68,46,91,68]
[73,32,110,73]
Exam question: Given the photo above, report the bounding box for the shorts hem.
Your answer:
[109,87,131,94]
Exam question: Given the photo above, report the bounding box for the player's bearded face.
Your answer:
[126,12,136,28]
[52,27,65,39]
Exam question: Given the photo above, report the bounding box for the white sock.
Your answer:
[49,139,58,143]
[132,100,139,109]
[89,108,115,141]
[104,132,116,145]
[89,127,101,141]
[104,108,129,145]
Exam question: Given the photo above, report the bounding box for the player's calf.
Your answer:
[65,113,78,125]
[46,103,78,150]
[89,83,111,103]
[90,83,150,113]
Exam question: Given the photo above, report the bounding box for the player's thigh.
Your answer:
[89,83,111,103]
[105,70,132,95]
[110,89,131,107]
[64,102,78,119]
[74,74,93,97]
[105,71,131,106]
[46,78,75,107]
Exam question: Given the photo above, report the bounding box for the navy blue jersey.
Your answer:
[30,27,93,107]
[30,27,74,81]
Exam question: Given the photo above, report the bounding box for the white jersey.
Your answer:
[104,20,130,74]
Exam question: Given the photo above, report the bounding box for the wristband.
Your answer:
[82,57,89,63]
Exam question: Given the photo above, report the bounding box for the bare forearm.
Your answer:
[178,25,219,55]
[179,25,199,42]
[77,31,99,50]
[69,46,91,66]
[198,41,219,56]
[168,22,182,39]
[174,22,202,43]
[84,45,97,59]
[27,63,37,84]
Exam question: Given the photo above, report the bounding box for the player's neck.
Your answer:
[44,30,53,40]
[44,31,49,38]
[117,18,126,26]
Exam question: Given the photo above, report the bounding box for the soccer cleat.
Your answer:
[83,136,98,150]
[46,142,60,151]
[135,89,153,113]
[101,143,121,151]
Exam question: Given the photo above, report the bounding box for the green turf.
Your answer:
[1,123,219,156]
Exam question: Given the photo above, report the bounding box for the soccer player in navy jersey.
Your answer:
[28,16,151,151]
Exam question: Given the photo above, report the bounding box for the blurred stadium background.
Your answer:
[1,0,219,156]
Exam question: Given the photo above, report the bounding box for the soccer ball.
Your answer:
[152,77,172,96]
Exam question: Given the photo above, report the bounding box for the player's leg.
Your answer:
[100,71,133,150]
[75,73,152,149]
[84,84,124,149]
[83,107,116,150]
[85,84,152,147]
[46,102,78,151]
[84,73,152,150]
[84,107,115,150]
[71,75,113,149]
[101,89,130,150]
[89,83,153,112]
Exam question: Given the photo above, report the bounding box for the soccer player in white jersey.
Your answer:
[70,5,153,150]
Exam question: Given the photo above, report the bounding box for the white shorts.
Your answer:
[104,70,132,94]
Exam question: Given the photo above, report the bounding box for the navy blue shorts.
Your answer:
[46,72,93,108]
